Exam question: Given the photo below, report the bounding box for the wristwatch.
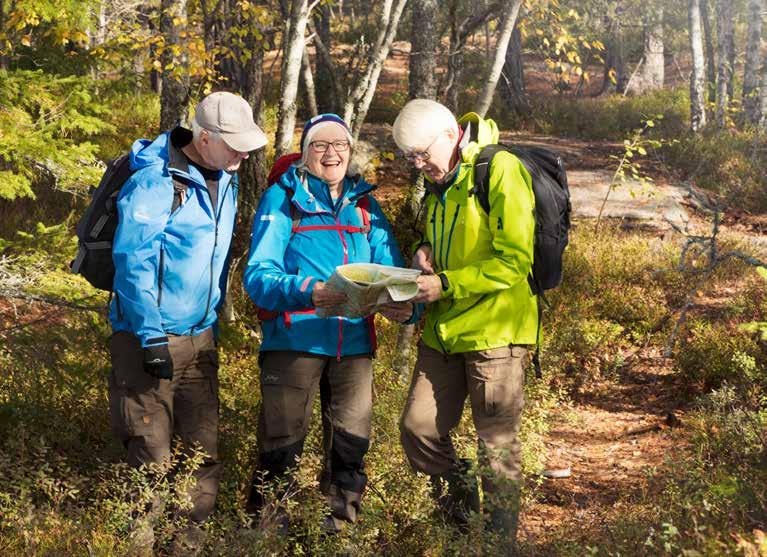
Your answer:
[437,272,450,291]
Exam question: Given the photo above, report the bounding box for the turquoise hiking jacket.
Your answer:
[243,166,405,358]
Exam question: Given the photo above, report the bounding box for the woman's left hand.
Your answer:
[378,302,414,323]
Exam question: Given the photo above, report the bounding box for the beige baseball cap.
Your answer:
[194,91,268,152]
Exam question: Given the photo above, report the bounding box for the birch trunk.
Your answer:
[632,6,664,93]
[759,57,767,130]
[743,0,764,125]
[342,0,408,140]
[475,0,523,117]
[715,0,734,127]
[689,0,707,131]
[599,9,627,95]
[301,49,319,117]
[159,0,190,129]
[701,0,716,106]
[275,0,312,157]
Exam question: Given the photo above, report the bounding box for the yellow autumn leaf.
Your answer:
[21,35,31,47]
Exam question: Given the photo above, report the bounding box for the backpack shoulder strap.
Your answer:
[472,144,510,214]
[355,194,371,234]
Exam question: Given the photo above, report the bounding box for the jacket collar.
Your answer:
[281,166,375,214]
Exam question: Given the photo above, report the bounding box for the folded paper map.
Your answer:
[316,263,422,319]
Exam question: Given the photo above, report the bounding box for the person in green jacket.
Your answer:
[393,99,537,551]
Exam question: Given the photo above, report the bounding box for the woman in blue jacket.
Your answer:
[243,114,413,532]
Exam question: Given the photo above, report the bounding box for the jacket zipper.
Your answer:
[157,247,165,306]
[193,179,232,332]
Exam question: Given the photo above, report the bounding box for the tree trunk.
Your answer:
[631,6,664,93]
[701,0,716,106]
[715,0,734,127]
[743,0,764,125]
[313,4,339,113]
[500,25,526,114]
[759,56,767,130]
[443,1,501,111]
[408,0,439,100]
[475,0,523,117]
[0,0,8,70]
[301,48,319,117]
[159,0,190,129]
[600,9,627,95]
[342,0,409,140]
[275,0,313,157]
[689,0,707,131]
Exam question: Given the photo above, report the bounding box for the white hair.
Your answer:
[295,121,355,175]
[191,118,222,143]
[392,99,459,152]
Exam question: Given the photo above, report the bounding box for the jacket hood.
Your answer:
[277,165,375,214]
[130,132,170,172]
[457,112,500,164]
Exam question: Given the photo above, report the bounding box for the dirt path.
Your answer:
[520,350,691,553]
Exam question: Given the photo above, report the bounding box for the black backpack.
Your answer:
[71,155,187,291]
[472,144,571,377]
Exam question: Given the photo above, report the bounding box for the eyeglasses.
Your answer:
[401,134,440,163]
[310,140,351,153]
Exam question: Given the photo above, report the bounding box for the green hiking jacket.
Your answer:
[420,112,538,354]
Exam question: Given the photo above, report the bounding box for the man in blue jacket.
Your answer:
[108,92,266,550]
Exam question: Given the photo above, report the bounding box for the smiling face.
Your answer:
[304,123,351,188]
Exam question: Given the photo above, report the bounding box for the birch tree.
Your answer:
[475,0,523,117]
[159,0,190,129]
[631,5,664,93]
[301,49,319,117]
[275,0,315,157]
[743,0,764,125]
[760,57,767,130]
[701,0,716,105]
[342,0,408,140]
[689,0,707,131]
[715,0,734,127]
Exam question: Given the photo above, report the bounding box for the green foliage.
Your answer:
[663,129,767,213]
[675,320,766,391]
[529,87,689,141]
[739,268,767,340]
[0,70,112,201]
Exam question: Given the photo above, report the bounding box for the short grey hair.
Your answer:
[191,118,222,143]
[392,99,459,152]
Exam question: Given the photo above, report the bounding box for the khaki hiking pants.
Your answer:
[248,351,372,526]
[400,342,527,495]
[108,328,221,523]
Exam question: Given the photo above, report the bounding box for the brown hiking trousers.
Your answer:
[400,342,527,494]
[108,328,221,523]
[248,351,373,526]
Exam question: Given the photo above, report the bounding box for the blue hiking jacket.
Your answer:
[109,129,237,348]
[243,166,405,358]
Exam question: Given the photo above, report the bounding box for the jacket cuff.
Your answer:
[439,271,455,298]
[298,275,319,307]
[144,336,169,348]
[405,303,423,325]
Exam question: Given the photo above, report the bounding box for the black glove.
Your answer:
[143,344,173,379]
